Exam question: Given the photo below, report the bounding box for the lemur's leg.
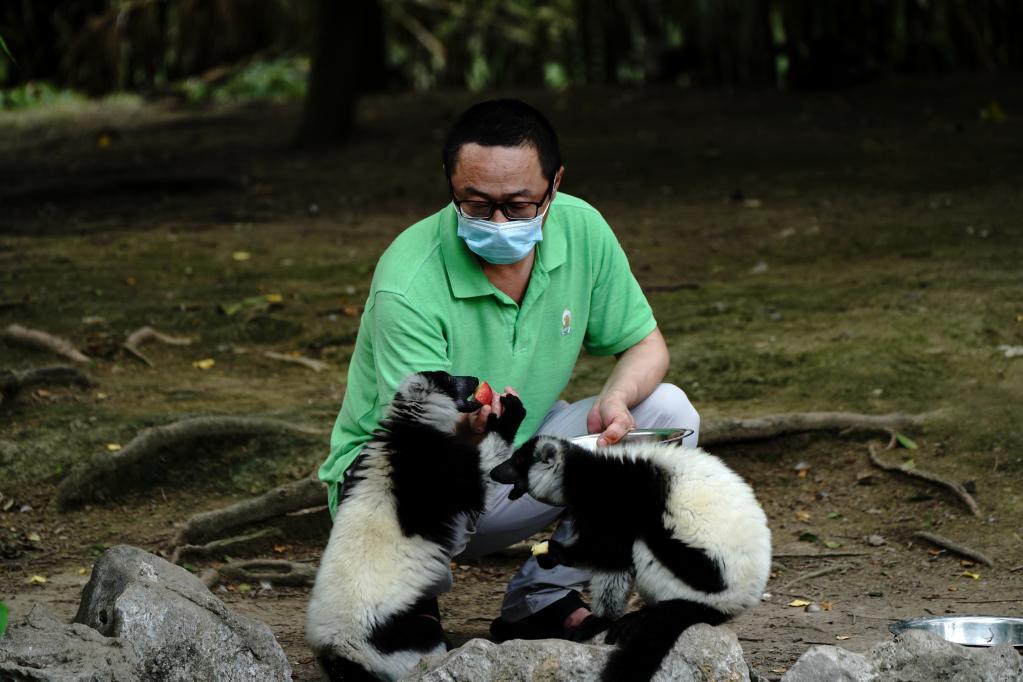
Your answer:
[590,569,635,620]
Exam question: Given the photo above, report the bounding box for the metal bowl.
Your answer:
[889,616,1023,648]
[570,428,694,452]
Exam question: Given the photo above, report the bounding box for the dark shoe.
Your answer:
[489,591,589,642]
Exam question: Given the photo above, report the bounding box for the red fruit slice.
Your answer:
[470,380,494,406]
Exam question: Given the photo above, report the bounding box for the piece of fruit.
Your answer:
[469,380,494,405]
[531,541,550,557]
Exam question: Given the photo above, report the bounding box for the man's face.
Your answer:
[449,143,560,224]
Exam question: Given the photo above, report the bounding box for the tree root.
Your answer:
[173,476,327,546]
[203,559,317,589]
[912,531,994,567]
[123,326,194,367]
[56,416,325,511]
[0,365,96,404]
[263,351,329,373]
[700,411,929,446]
[3,324,90,363]
[171,527,285,564]
[867,442,981,517]
[780,563,855,592]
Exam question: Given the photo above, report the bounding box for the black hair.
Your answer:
[442,99,562,183]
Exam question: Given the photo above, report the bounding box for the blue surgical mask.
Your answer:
[456,201,551,265]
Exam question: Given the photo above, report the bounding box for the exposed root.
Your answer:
[0,365,96,404]
[173,476,327,546]
[867,442,981,517]
[912,531,994,567]
[56,417,325,511]
[123,326,194,367]
[780,563,854,591]
[205,559,317,588]
[2,324,90,363]
[171,528,285,564]
[263,351,330,373]
[700,411,930,446]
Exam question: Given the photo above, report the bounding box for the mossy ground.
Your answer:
[1,79,1021,678]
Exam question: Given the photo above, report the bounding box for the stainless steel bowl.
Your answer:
[569,428,694,452]
[889,616,1023,648]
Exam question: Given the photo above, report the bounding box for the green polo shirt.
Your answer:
[319,192,656,515]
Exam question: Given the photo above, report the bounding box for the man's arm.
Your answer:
[586,327,669,446]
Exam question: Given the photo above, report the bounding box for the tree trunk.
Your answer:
[295,0,382,148]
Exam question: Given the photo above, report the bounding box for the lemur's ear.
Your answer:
[537,440,560,464]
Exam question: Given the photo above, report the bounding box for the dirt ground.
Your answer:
[1,78,1022,680]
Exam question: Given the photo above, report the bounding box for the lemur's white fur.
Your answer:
[528,437,771,618]
[305,374,515,682]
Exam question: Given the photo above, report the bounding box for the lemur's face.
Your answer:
[490,436,565,503]
[397,371,482,413]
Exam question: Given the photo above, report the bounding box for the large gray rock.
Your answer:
[404,637,611,681]
[404,624,750,681]
[782,628,1023,682]
[73,544,291,682]
[0,604,140,681]
[654,624,751,681]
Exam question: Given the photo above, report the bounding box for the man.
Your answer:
[319,99,700,639]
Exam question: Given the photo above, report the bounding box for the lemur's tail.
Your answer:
[600,599,729,682]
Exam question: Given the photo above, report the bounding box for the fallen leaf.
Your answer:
[27,533,41,543]
[77,567,88,575]
[894,433,919,449]
[947,586,959,592]
[961,571,981,580]
[106,443,122,452]
[27,575,47,585]
[820,601,833,611]
[788,599,813,607]
[794,510,812,523]
[836,635,852,641]
[960,560,975,567]
[232,251,252,262]
[273,545,288,554]
[824,540,843,549]
[35,388,50,397]
[928,548,943,556]
[192,358,216,370]
[264,293,284,303]
[96,392,109,400]
[237,583,252,592]
[826,511,842,519]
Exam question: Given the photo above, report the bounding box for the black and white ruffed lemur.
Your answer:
[491,435,772,682]
[306,371,525,682]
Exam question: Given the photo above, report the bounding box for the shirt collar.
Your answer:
[439,197,568,300]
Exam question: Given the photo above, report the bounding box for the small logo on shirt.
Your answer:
[561,309,572,336]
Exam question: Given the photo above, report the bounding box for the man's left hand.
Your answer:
[586,391,635,446]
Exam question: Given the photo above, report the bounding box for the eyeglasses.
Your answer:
[451,181,553,221]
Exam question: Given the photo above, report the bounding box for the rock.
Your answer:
[654,624,751,681]
[782,629,1023,682]
[404,624,750,682]
[73,545,291,682]
[0,604,140,681]
[781,645,874,682]
[405,637,610,681]
[870,629,1022,681]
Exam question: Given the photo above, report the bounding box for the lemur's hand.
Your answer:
[534,538,564,570]
[487,388,526,442]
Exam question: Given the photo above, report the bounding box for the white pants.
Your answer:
[438,383,701,622]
